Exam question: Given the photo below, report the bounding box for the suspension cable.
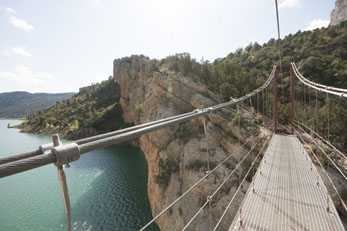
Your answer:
[0,66,276,179]
[274,0,284,98]
[303,84,306,124]
[291,63,347,97]
[327,92,330,142]
[139,135,260,230]
[0,111,197,165]
[202,116,212,230]
[294,123,347,181]
[316,89,319,133]
[294,120,346,159]
[181,136,267,231]
[295,129,347,211]
[213,135,270,231]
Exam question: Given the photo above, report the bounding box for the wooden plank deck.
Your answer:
[229,134,344,231]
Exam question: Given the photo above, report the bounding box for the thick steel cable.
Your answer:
[139,135,259,230]
[294,120,346,159]
[213,135,270,231]
[295,129,347,212]
[0,67,276,178]
[294,123,347,181]
[291,63,347,97]
[274,0,284,98]
[0,71,275,178]
[292,63,347,94]
[0,111,196,165]
[181,136,266,231]
[0,149,42,165]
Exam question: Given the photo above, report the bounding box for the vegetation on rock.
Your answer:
[18,77,126,139]
[157,21,347,152]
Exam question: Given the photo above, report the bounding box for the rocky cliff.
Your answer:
[331,0,347,25]
[114,56,270,230]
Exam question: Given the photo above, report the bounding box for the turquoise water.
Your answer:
[0,119,158,231]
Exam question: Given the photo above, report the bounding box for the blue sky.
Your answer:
[0,0,336,93]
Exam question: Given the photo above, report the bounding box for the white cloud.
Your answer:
[1,46,32,57]
[0,65,54,86]
[10,16,34,32]
[6,7,17,14]
[11,47,32,56]
[1,51,10,56]
[279,0,299,9]
[303,19,329,31]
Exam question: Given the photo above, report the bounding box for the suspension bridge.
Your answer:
[0,63,346,231]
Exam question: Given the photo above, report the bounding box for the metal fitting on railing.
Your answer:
[52,143,80,167]
[206,107,213,113]
[39,142,62,154]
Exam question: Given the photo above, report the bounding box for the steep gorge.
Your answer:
[114,56,270,230]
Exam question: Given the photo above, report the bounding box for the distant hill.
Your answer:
[0,91,75,118]
[18,77,126,139]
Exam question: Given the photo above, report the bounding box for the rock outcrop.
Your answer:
[114,56,269,230]
[331,0,347,25]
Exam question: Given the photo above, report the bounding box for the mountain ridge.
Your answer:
[0,91,74,118]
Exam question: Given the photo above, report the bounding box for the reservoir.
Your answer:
[0,119,157,231]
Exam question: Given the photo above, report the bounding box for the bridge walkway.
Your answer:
[229,134,344,231]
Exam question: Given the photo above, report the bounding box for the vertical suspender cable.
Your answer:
[327,92,330,142]
[302,83,304,124]
[274,0,284,98]
[262,90,265,120]
[308,86,311,128]
[303,84,306,124]
[264,88,267,119]
[203,116,212,231]
[316,90,319,133]
[257,92,259,118]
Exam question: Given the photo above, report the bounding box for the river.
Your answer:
[0,119,158,231]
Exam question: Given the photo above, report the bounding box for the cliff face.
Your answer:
[114,56,268,230]
[331,0,347,25]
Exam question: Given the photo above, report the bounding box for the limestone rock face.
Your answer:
[331,0,347,25]
[113,56,266,230]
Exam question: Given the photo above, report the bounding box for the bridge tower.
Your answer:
[273,64,294,134]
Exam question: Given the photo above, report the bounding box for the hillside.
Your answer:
[157,21,347,151]
[18,21,347,147]
[0,91,74,118]
[17,77,126,139]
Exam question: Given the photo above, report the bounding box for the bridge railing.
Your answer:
[0,66,276,231]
